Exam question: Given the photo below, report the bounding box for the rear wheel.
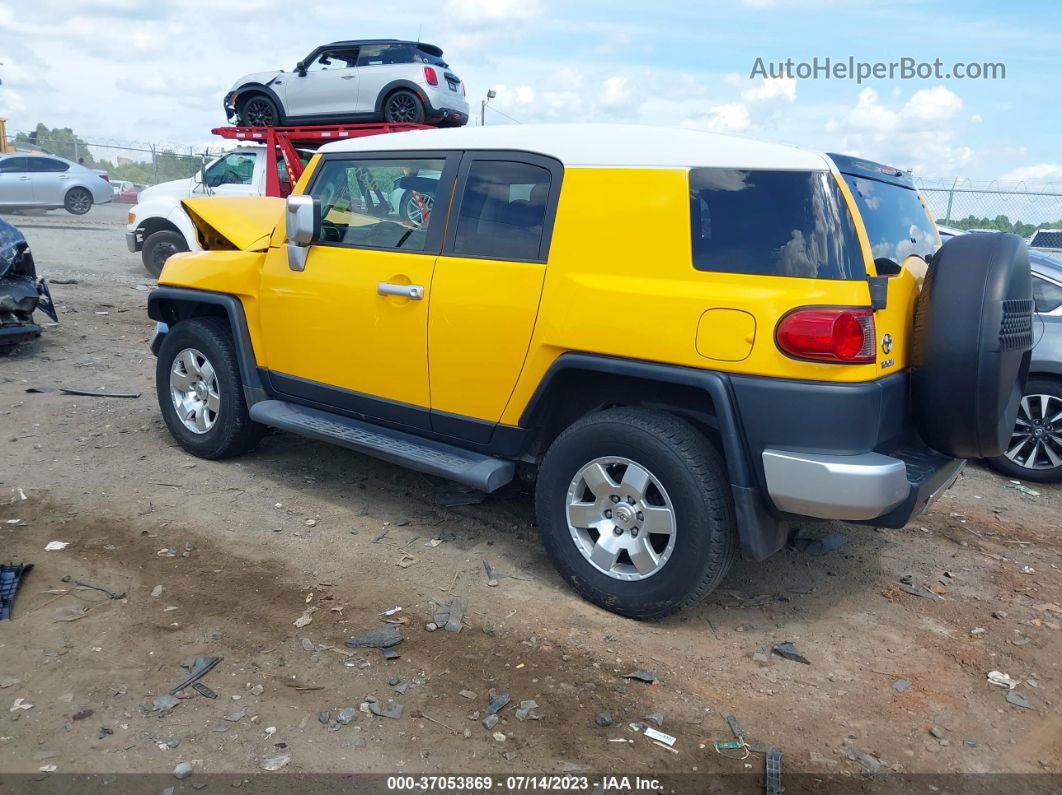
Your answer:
[987,378,1062,483]
[399,190,433,227]
[142,230,188,278]
[535,408,736,619]
[156,317,264,459]
[383,90,425,124]
[64,188,92,215]
[239,95,280,127]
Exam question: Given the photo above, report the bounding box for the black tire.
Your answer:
[535,408,736,619]
[911,232,1033,459]
[156,317,264,460]
[64,187,92,215]
[238,94,281,127]
[383,90,425,124]
[141,230,188,278]
[398,189,433,226]
[987,377,1062,483]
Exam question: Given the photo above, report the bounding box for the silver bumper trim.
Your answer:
[762,449,910,521]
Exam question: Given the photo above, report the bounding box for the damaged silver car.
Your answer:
[0,216,58,349]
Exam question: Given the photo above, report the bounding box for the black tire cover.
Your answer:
[911,232,1033,459]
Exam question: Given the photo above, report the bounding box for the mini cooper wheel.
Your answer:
[384,90,425,124]
[535,408,736,619]
[987,378,1062,483]
[64,188,93,215]
[156,317,264,459]
[239,95,280,127]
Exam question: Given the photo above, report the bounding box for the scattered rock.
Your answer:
[319,710,331,724]
[300,638,315,652]
[71,709,94,721]
[992,610,1007,620]
[225,709,246,722]
[622,671,658,684]
[432,598,466,633]
[151,585,163,598]
[459,689,477,700]
[988,671,1018,690]
[369,701,403,720]
[492,731,506,742]
[791,530,848,556]
[515,700,541,721]
[345,625,403,650]
[173,762,192,780]
[249,684,264,696]
[752,651,770,666]
[970,627,986,636]
[596,712,612,727]
[388,677,401,687]
[336,707,357,725]
[892,679,911,694]
[487,689,511,715]
[153,694,180,713]
[483,714,500,730]
[97,727,113,739]
[929,726,946,739]
[643,712,664,727]
[846,747,883,772]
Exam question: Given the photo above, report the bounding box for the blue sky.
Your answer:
[1,0,1059,182]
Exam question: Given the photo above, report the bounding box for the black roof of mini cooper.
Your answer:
[827,152,916,189]
[327,39,444,57]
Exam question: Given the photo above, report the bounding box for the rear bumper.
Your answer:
[763,448,964,523]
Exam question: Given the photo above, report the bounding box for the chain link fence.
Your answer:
[916,178,1062,239]
[3,132,227,188]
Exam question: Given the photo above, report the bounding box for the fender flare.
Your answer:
[518,352,787,561]
[147,287,265,400]
[230,82,286,122]
[374,80,433,116]
[134,201,201,252]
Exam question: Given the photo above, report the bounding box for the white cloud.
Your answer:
[683,103,751,133]
[741,77,796,104]
[998,163,1062,182]
[443,0,541,28]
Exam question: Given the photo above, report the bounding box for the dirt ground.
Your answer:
[1,204,1060,786]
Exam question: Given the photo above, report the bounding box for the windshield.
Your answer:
[843,173,938,269]
[204,152,257,187]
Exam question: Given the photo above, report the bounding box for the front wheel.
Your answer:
[64,188,93,215]
[239,95,280,127]
[987,378,1062,483]
[156,317,264,459]
[535,408,736,619]
[141,230,188,278]
[383,90,425,124]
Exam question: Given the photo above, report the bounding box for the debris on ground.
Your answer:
[44,541,69,551]
[1006,691,1033,710]
[487,689,511,715]
[515,700,542,720]
[0,563,33,620]
[55,387,142,399]
[52,605,89,622]
[261,754,290,771]
[771,642,811,665]
[987,671,1018,690]
[643,712,664,726]
[10,698,33,711]
[622,671,658,683]
[790,529,848,556]
[483,560,499,587]
[1006,481,1040,497]
[173,761,192,779]
[293,606,316,628]
[898,582,945,600]
[152,694,180,712]
[61,575,125,600]
[434,490,485,507]
[369,701,403,719]
[344,624,403,651]
[644,727,676,746]
[483,714,499,730]
[892,679,912,693]
[169,656,222,695]
[459,690,477,700]
[431,598,466,633]
[336,707,357,724]
[846,747,884,772]
[596,712,612,727]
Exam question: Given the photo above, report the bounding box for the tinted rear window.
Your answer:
[843,174,937,267]
[690,169,865,280]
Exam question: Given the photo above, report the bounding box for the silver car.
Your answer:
[224,39,469,128]
[0,154,114,215]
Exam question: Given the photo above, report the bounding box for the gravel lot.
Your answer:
[1,204,1060,786]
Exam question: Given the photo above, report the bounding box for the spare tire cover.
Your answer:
[911,232,1033,459]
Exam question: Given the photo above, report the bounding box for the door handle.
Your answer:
[341,74,357,80]
[378,282,424,300]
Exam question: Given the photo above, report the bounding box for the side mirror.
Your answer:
[295,61,307,76]
[285,194,320,271]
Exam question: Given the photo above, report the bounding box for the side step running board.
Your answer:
[249,400,515,493]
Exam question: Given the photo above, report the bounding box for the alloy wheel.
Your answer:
[565,456,677,581]
[405,193,433,227]
[386,93,418,123]
[170,347,220,434]
[244,98,277,126]
[1005,393,1062,471]
[68,190,91,213]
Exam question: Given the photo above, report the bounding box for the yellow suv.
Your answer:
[148,124,1033,618]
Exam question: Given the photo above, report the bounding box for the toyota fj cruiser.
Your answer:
[147,124,1033,618]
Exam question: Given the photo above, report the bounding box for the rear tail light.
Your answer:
[424,67,438,86]
[776,308,876,364]
[100,174,110,182]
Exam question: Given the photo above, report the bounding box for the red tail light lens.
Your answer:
[776,308,876,363]
[100,174,110,182]
[424,67,438,86]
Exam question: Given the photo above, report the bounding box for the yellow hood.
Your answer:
[181,197,284,252]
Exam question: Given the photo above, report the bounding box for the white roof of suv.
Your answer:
[318,123,831,172]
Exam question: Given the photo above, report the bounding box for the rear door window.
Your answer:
[1033,275,1062,314]
[690,168,865,279]
[447,156,560,263]
[28,158,70,173]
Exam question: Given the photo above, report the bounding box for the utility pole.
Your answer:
[945,176,959,224]
[481,89,496,126]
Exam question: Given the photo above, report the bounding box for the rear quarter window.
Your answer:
[690,168,865,280]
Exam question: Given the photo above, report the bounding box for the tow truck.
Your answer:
[126,123,428,277]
